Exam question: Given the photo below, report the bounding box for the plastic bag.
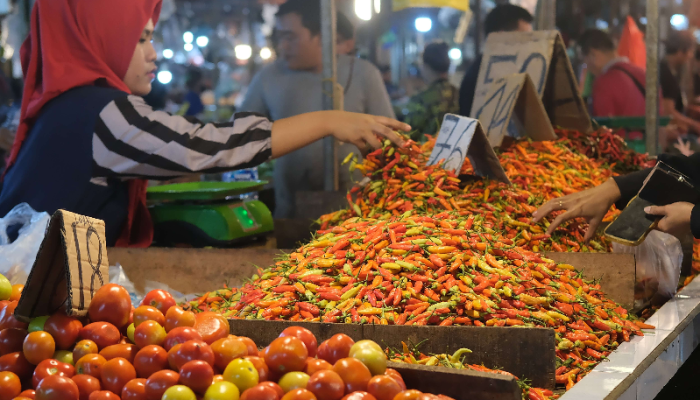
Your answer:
[109,263,140,305]
[618,16,646,70]
[0,203,50,285]
[613,230,683,310]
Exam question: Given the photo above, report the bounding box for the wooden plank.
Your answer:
[228,319,556,389]
[388,362,521,400]
[545,252,636,309]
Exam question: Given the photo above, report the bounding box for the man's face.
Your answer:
[517,20,533,32]
[276,13,322,71]
[336,37,355,56]
[583,49,606,76]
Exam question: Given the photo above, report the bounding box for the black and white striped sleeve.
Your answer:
[92,95,272,180]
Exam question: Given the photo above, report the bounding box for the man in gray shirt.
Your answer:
[241,0,395,218]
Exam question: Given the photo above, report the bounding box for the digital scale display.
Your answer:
[231,204,258,232]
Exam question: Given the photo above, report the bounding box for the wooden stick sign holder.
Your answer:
[473,73,556,147]
[14,210,110,322]
[470,31,592,134]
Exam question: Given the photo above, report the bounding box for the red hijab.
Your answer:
[7,0,163,247]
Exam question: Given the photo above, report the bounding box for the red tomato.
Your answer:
[193,312,229,345]
[133,345,168,379]
[19,389,36,399]
[88,284,132,329]
[73,340,99,364]
[263,337,308,374]
[392,390,423,400]
[168,340,215,371]
[0,302,28,331]
[279,327,318,357]
[281,388,317,400]
[383,369,406,391]
[332,358,371,393]
[0,370,21,400]
[163,327,202,351]
[44,314,83,350]
[305,358,332,376]
[100,357,136,395]
[366,375,402,400]
[121,378,148,400]
[178,360,214,394]
[244,356,270,383]
[35,375,80,400]
[211,337,248,371]
[307,370,345,400]
[0,351,33,379]
[140,290,176,316]
[317,335,354,366]
[132,306,165,328]
[341,392,376,400]
[75,354,107,380]
[238,337,260,357]
[0,328,27,355]
[258,381,284,398]
[87,391,120,400]
[79,323,121,350]
[72,375,101,400]
[144,370,179,400]
[133,321,166,349]
[163,307,195,333]
[32,359,75,388]
[240,384,280,400]
[99,344,138,364]
[23,331,55,365]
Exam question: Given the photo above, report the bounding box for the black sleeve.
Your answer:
[459,55,482,117]
[659,61,680,102]
[613,168,652,209]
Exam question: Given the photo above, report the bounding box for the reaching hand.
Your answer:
[330,112,410,151]
[673,138,695,157]
[645,202,694,238]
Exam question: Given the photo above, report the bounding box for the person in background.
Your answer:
[379,65,404,101]
[240,0,394,219]
[336,12,356,56]
[184,69,205,117]
[459,4,533,117]
[400,42,459,141]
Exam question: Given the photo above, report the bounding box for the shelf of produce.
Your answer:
[560,277,700,400]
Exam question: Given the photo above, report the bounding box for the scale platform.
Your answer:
[147,181,273,247]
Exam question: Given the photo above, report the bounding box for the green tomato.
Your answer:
[278,371,310,393]
[126,323,135,343]
[28,316,50,333]
[352,347,387,376]
[223,358,259,392]
[53,350,74,365]
[162,385,197,400]
[204,381,240,400]
[0,274,11,301]
[349,340,383,357]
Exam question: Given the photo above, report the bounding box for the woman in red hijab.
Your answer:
[0,0,409,247]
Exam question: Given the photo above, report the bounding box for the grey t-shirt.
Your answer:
[240,55,395,218]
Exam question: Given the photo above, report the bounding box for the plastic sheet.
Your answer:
[0,203,50,284]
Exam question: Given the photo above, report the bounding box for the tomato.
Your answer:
[212,374,224,383]
[140,290,176,316]
[307,370,345,400]
[264,337,308,374]
[54,350,74,365]
[133,321,166,349]
[162,385,196,400]
[237,337,259,357]
[28,317,49,333]
[279,327,318,358]
[100,357,136,394]
[87,391,120,400]
[0,275,10,301]
[304,359,332,376]
[99,344,138,364]
[0,302,28,331]
[383,370,405,391]
[75,354,107,380]
[342,392,376,400]
[317,335,354,366]
[20,389,36,399]
[203,381,240,400]
[366,375,402,400]
[281,388,317,400]
[23,331,55,365]
[44,314,83,350]
[163,327,202,351]
[332,358,371,393]
[0,328,27,354]
[223,358,259,392]
[348,342,382,358]
[9,284,23,302]
[278,371,310,393]
[88,284,132,329]
[73,341,99,365]
[178,360,214,394]
[164,307,195,333]
[211,337,248,371]
[240,384,279,400]
[0,351,33,379]
[32,359,75,388]
[0,370,21,400]
[72,374,101,400]
[79,323,121,350]
[144,370,179,400]
[132,306,165,328]
[244,356,270,382]
[121,378,148,400]
[35,375,80,400]
[193,312,229,345]
[259,382,284,398]
[168,340,215,371]
[392,390,423,400]
[133,345,168,379]
[351,348,386,376]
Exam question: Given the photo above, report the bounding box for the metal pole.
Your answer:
[646,0,659,155]
[474,0,483,56]
[535,0,556,30]
[321,0,339,191]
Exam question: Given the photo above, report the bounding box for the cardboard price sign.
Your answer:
[15,210,109,322]
[470,31,592,133]
[473,73,556,147]
[427,114,510,184]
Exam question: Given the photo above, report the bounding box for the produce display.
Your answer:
[0,277,453,400]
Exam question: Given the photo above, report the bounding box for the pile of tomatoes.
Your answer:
[0,276,452,400]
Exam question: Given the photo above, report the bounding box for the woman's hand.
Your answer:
[532,178,621,241]
[645,202,694,238]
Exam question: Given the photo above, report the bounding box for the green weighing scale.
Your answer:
[147,181,274,247]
